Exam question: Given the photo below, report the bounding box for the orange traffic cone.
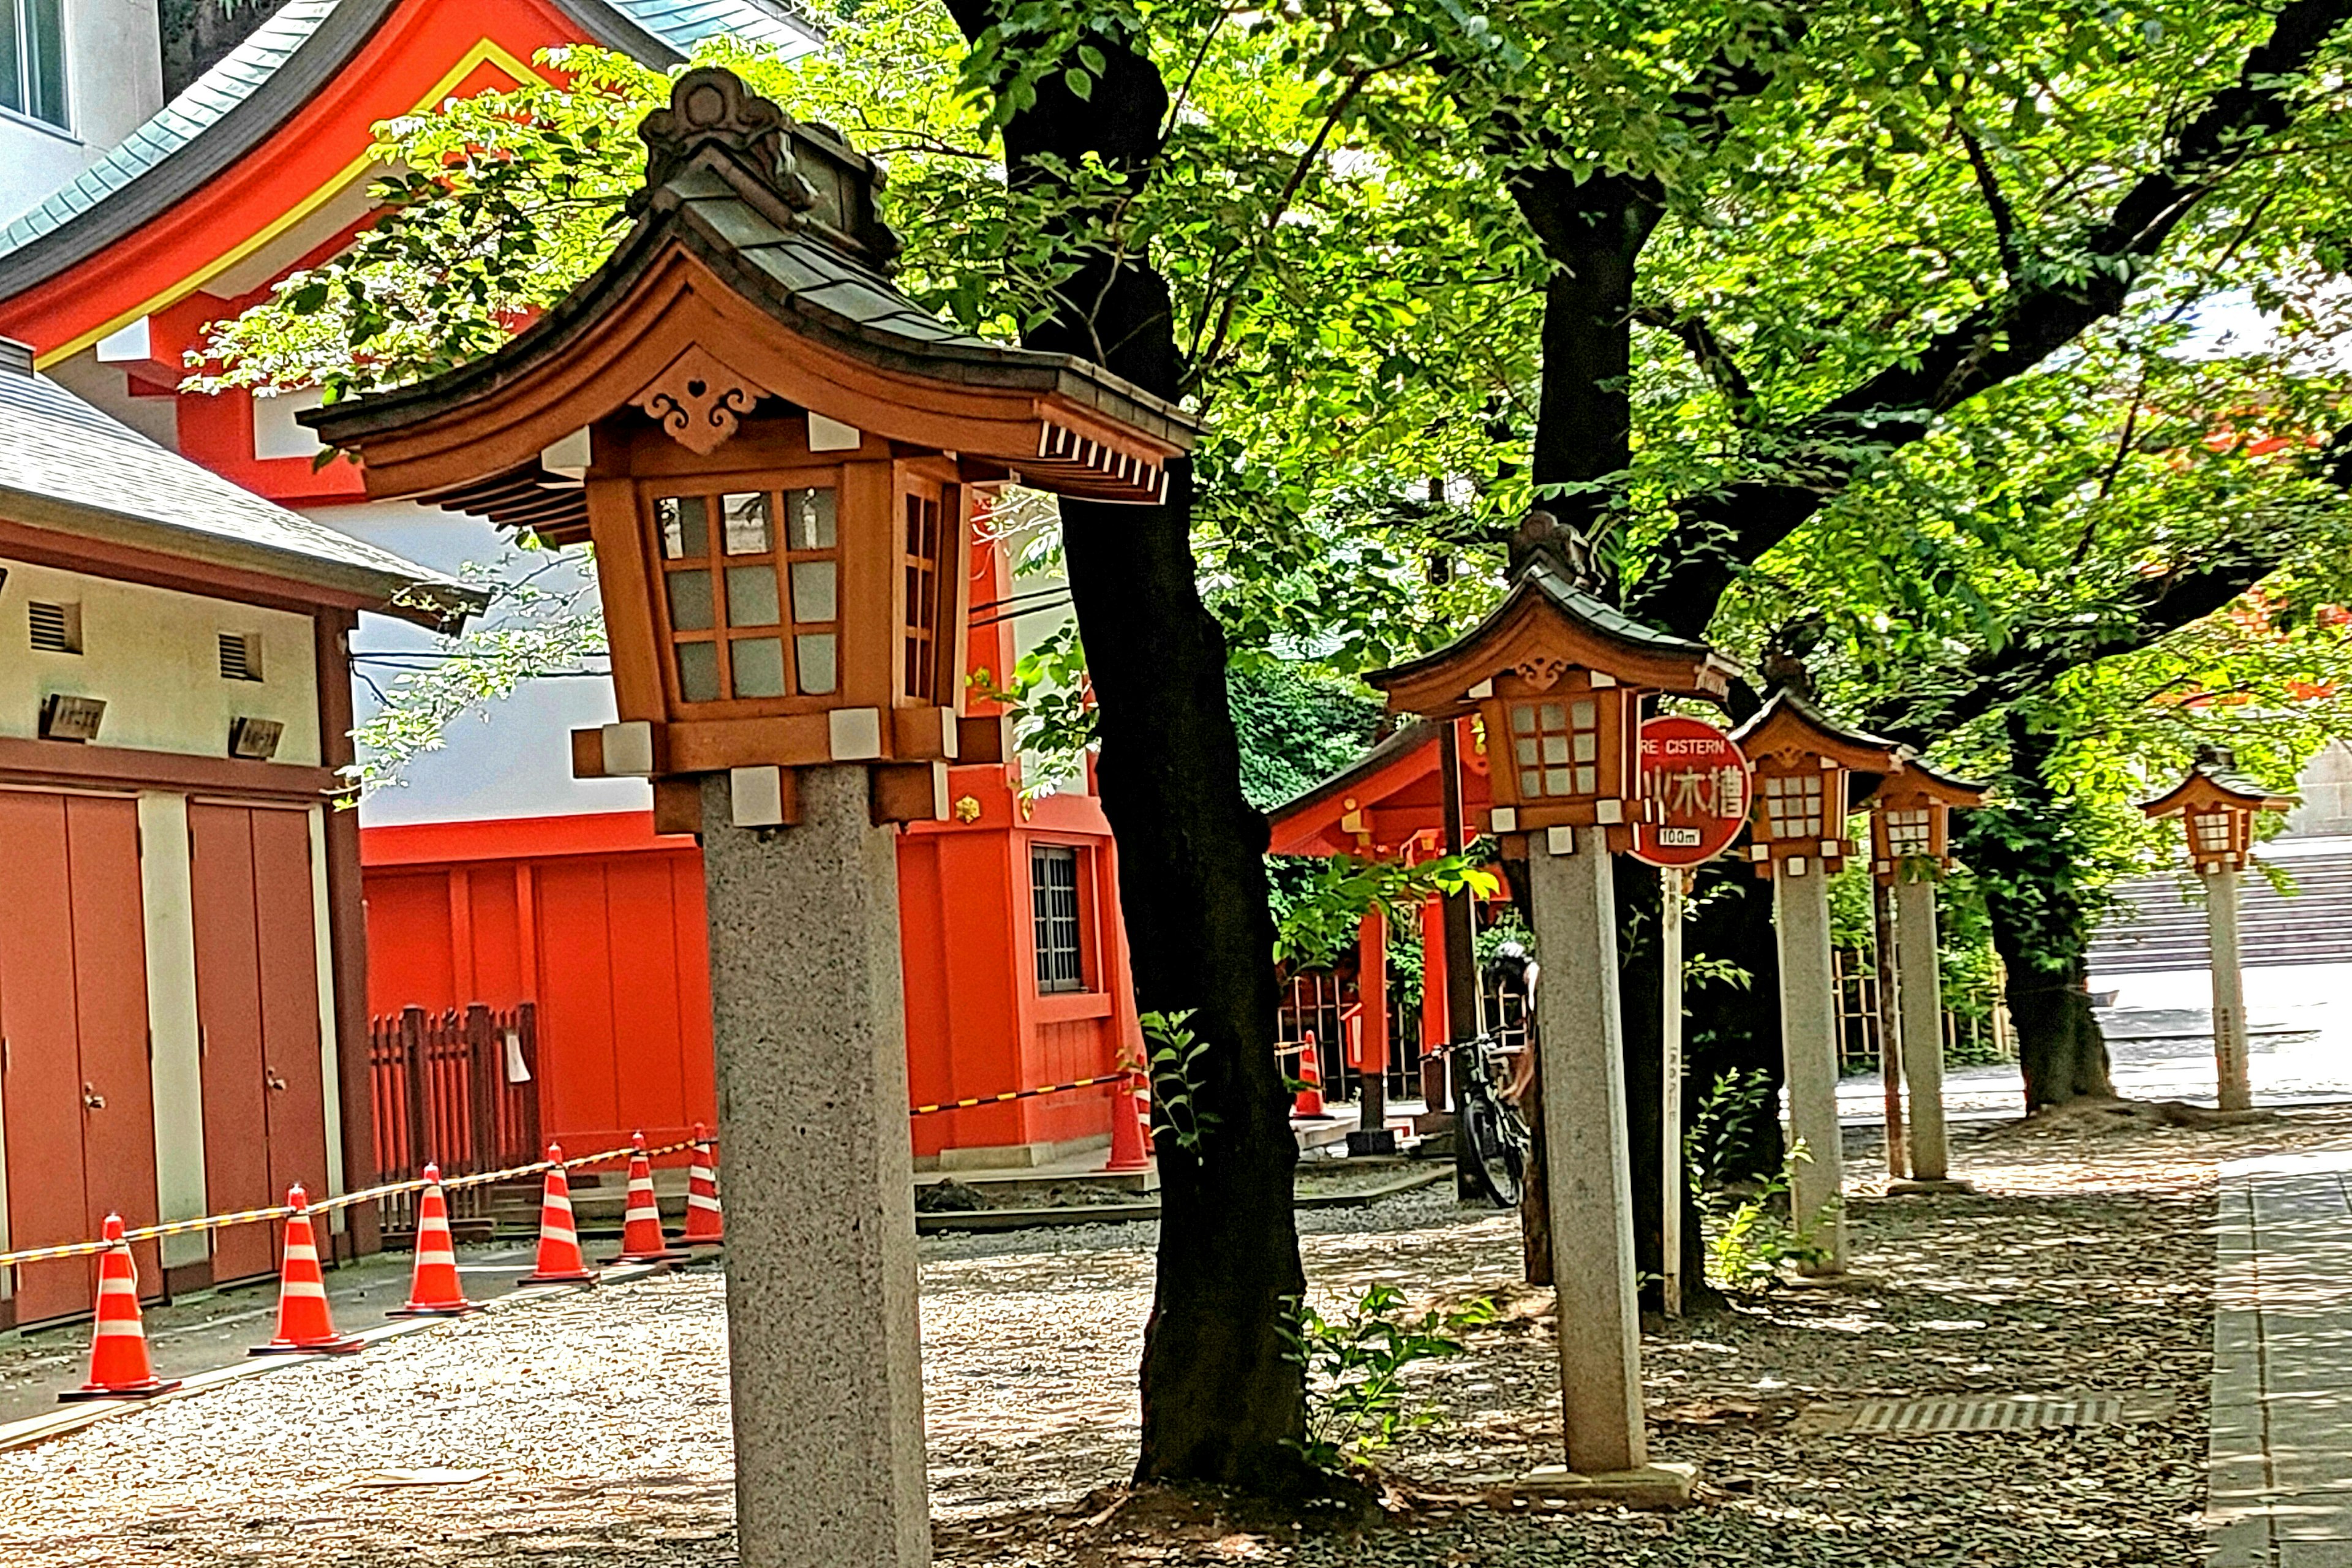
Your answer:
[682,1125,723,1245]
[389,1164,482,1317]
[60,1215,181,1402]
[251,1186,363,1355]
[1104,1069,1152,1172]
[1292,1030,1330,1118]
[522,1144,598,1285]
[613,1133,691,1264]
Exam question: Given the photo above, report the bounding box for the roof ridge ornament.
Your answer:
[635,67,903,271]
[1510,509,1609,597]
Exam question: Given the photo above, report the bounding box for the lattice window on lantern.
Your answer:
[1762,771,1825,840]
[1507,698,1603,799]
[1884,808,1933,858]
[2190,810,2236,858]
[902,491,941,701]
[656,485,839,702]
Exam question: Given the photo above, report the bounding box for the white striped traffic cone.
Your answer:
[522,1144,598,1285]
[612,1133,691,1264]
[388,1164,483,1316]
[60,1215,181,1401]
[682,1125,723,1245]
[251,1186,363,1355]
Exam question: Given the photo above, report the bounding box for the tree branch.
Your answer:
[1634,303,1757,423]
[1630,0,2352,638]
[1956,120,2022,281]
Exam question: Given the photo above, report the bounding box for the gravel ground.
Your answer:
[6,1110,2348,1567]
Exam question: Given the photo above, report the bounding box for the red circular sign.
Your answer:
[1632,715,1751,868]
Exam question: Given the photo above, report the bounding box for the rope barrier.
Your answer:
[910,1072,1135,1118]
[0,1138,706,1272]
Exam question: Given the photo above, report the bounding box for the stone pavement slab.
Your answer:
[2207,1145,2352,1564]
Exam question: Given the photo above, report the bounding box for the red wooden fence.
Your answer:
[369,1003,541,1229]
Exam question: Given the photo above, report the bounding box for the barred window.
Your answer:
[1031,845,1085,993]
[1883,808,1933,858]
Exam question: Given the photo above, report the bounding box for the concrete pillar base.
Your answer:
[1483,1462,1698,1510]
[1888,1177,1976,1196]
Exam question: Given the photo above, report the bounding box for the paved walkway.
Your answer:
[2208,1144,2352,1565]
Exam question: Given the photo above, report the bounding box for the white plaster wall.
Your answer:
[136,790,210,1270]
[307,802,344,1204]
[0,0,164,225]
[307,499,653,826]
[0,555,321,763]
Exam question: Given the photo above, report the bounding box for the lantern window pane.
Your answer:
[786,487,838,550]
[1887,809,1933,858]
[1572,731,1597,763]
[1519,768,1543,795]
[1515,737,1539,766]
[1541,734,1569,766]
[2192,812,2234,853]
[675,641,720,703]
[1540,702,1567,731]
[1574,765,1597,794]
[796,633,838,694]
[1569,699,1594,729]
[1544,767,1571,794]
[666,570,714,632]
[730,637,786,698]
[726,567,780,627]
[1763,772,1824,839]
[790,560,838,624]
[1510,704,1537,734]
[722,492,772,555]
[658,496,709,560]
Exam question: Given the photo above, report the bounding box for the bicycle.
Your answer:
[1441,1033,1531,1208]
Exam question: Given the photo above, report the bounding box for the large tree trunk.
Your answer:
[938,15,1313,1492]
[1960,718,2116,1110]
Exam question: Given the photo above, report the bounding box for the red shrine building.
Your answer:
[0,0,1143,1196]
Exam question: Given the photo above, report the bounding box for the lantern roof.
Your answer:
[1868,756,1988,813]
[2140,750,2296,820]
[1729,687,1904,774]
[303,69,1195,537]
[1368,548,1736,717]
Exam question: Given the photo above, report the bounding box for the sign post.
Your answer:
[1632,714,1749,1318]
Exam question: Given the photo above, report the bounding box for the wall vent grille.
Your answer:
[219,632,262,682]
[29,601,80,654]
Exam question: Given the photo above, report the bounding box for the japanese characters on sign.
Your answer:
[1633,714,1751,868]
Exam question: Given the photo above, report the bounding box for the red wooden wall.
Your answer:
[361,800,1136,1167]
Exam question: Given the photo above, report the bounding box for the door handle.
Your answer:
[82,1082,105,1110]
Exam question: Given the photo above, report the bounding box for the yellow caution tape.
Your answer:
[910,1071,1136,1118]
[0,1137,707,1270]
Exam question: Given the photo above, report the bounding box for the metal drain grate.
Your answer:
[1797,1390,2174,1435]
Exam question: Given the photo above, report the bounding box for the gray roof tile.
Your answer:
[0,369,471,618]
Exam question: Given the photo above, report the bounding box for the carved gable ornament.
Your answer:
[632,344,769,455]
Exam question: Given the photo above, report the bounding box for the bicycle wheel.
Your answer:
[1460,1096,1524,1208]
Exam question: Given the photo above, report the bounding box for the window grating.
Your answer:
[1762,771,1826,840]
[1508,698,1598,798]
[655,486,839,702]
[28,599,78,654]
[1031,845,1085,993]
[219,631,263,682]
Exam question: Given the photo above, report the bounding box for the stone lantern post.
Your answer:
[306,70,1194,1568]
[1864,762,1986,1190]
[1729,691,1902,1277]
[2140,750,2294,1113]
[1370,523,1735,1500]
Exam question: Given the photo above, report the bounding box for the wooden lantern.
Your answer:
[2141,749,2294,873]
[1728,690,1903,878]
[1866,760,1988,884]
[1369,541,1736,854]
[307,69,1193,832]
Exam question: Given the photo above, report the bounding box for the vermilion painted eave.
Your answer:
[360,809,694,867]
[0,0,587,355]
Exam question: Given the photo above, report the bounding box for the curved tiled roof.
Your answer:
[0,0,820,296]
